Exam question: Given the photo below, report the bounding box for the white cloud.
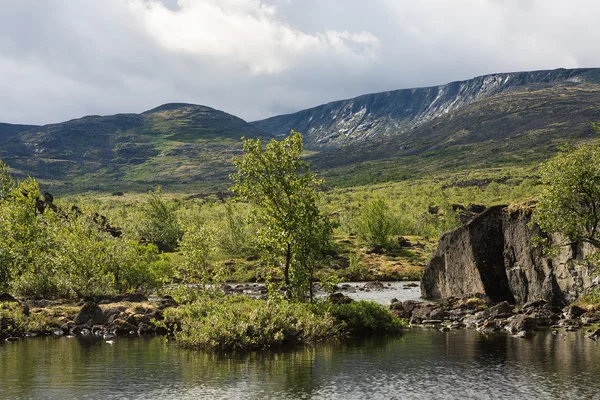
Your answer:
[127,0,379,75]
[0,0,600,125]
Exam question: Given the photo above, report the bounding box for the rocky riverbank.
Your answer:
[0,293,179,341]
[390,295,600,339]
[1,281,409,343]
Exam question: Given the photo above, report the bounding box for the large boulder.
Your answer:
[74,302,107,326]
[422,204,595,306]
[421,206,514,303]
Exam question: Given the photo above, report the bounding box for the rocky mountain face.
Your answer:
[252,68,600,148]
[0,103,267,192]
[421,204,596,306]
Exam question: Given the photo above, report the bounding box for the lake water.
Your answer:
[2,283,600,399]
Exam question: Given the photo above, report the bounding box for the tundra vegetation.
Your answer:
[4,129,600,348]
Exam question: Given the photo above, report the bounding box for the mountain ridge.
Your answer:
[251,67,600,148]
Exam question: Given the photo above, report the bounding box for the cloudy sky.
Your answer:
[1,0,599,125]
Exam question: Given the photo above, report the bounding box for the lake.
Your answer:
[1,282,599,399]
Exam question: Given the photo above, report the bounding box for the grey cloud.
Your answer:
[1,0,599,125]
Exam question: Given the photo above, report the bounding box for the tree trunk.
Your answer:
[284,243,291,286]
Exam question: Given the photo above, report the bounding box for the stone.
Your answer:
[585,328,600,340]
[74,302,107,326]
[364,281,385,290]
[581,312,600,325]
[0,293,18,302]
[482,301,514,319]
[421,206,514,303]
[505,315,537,334]
[328,293,353,305]
[566,305,586,319]
[422,204,596,307]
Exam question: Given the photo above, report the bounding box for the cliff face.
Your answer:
[252,68,600,148]
[421,205,596,306]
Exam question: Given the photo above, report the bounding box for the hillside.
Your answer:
[2,68,600,193]
[252,68,600,148]
[0,103,268,192]
[310,83,600,186]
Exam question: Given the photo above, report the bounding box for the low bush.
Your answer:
[0,302,52,338]
[161,295,403,351]
[318,300,404,334]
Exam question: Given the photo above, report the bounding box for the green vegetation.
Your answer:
[160,295,403,351]
[533,141,600,247]
[232,131,332,300]
[0,302,53,338]
[0,171,171,299]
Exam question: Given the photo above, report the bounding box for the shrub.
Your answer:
[163,296,338,351]
[354,197,395,251]
[323,300,404,334]
[137,187,182,251]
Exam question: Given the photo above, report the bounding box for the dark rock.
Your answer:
[74,302,107,326]
[389,301,410,318]
[410,304,438,324]
[505,315,537,334]
[581,312,600,325]
[103,307,126,319]
[422,204,596,307]
[246,255,260,261]
[364,281,385,290]
[452,204,466,212]
[477,319,501,334]
[60,322,76,334]
[567,305,587,319]
[107,320,138,335]
[0,293,17,302]
[428,206,440,215]
[467,204,487,214]
[404,283,419,288]
[429,308,448,321]
[137,323,155,334]
[422,206,514,303]
[398,237,412,248]
[126,313,150,326]
[122,293,148,303]
[158,295,178,310]
[522,299,548,313]
[482,301,514,319]
[328,293,353,305]
[586,328,600,340]
[401,300,420,316]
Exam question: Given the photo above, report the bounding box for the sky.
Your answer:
[1,0,600,125]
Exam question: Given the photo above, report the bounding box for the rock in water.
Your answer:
[74,302,107,326]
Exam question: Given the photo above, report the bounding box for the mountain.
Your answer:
[2,67,600,193]
[309,82,600,186]
[0,122,40,140]
[0,103,268,192]
[252,68,600,148]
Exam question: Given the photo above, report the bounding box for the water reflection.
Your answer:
[1,329,600,399]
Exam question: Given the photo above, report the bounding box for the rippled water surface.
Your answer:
[2,328,600,399]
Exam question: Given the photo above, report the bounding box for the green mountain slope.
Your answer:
[0,103,268,192]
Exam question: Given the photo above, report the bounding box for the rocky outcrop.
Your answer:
[421,205,514,303]
[252,68,600,148]
[422,204,596,306]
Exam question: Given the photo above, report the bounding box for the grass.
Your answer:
[160,295,404,351]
